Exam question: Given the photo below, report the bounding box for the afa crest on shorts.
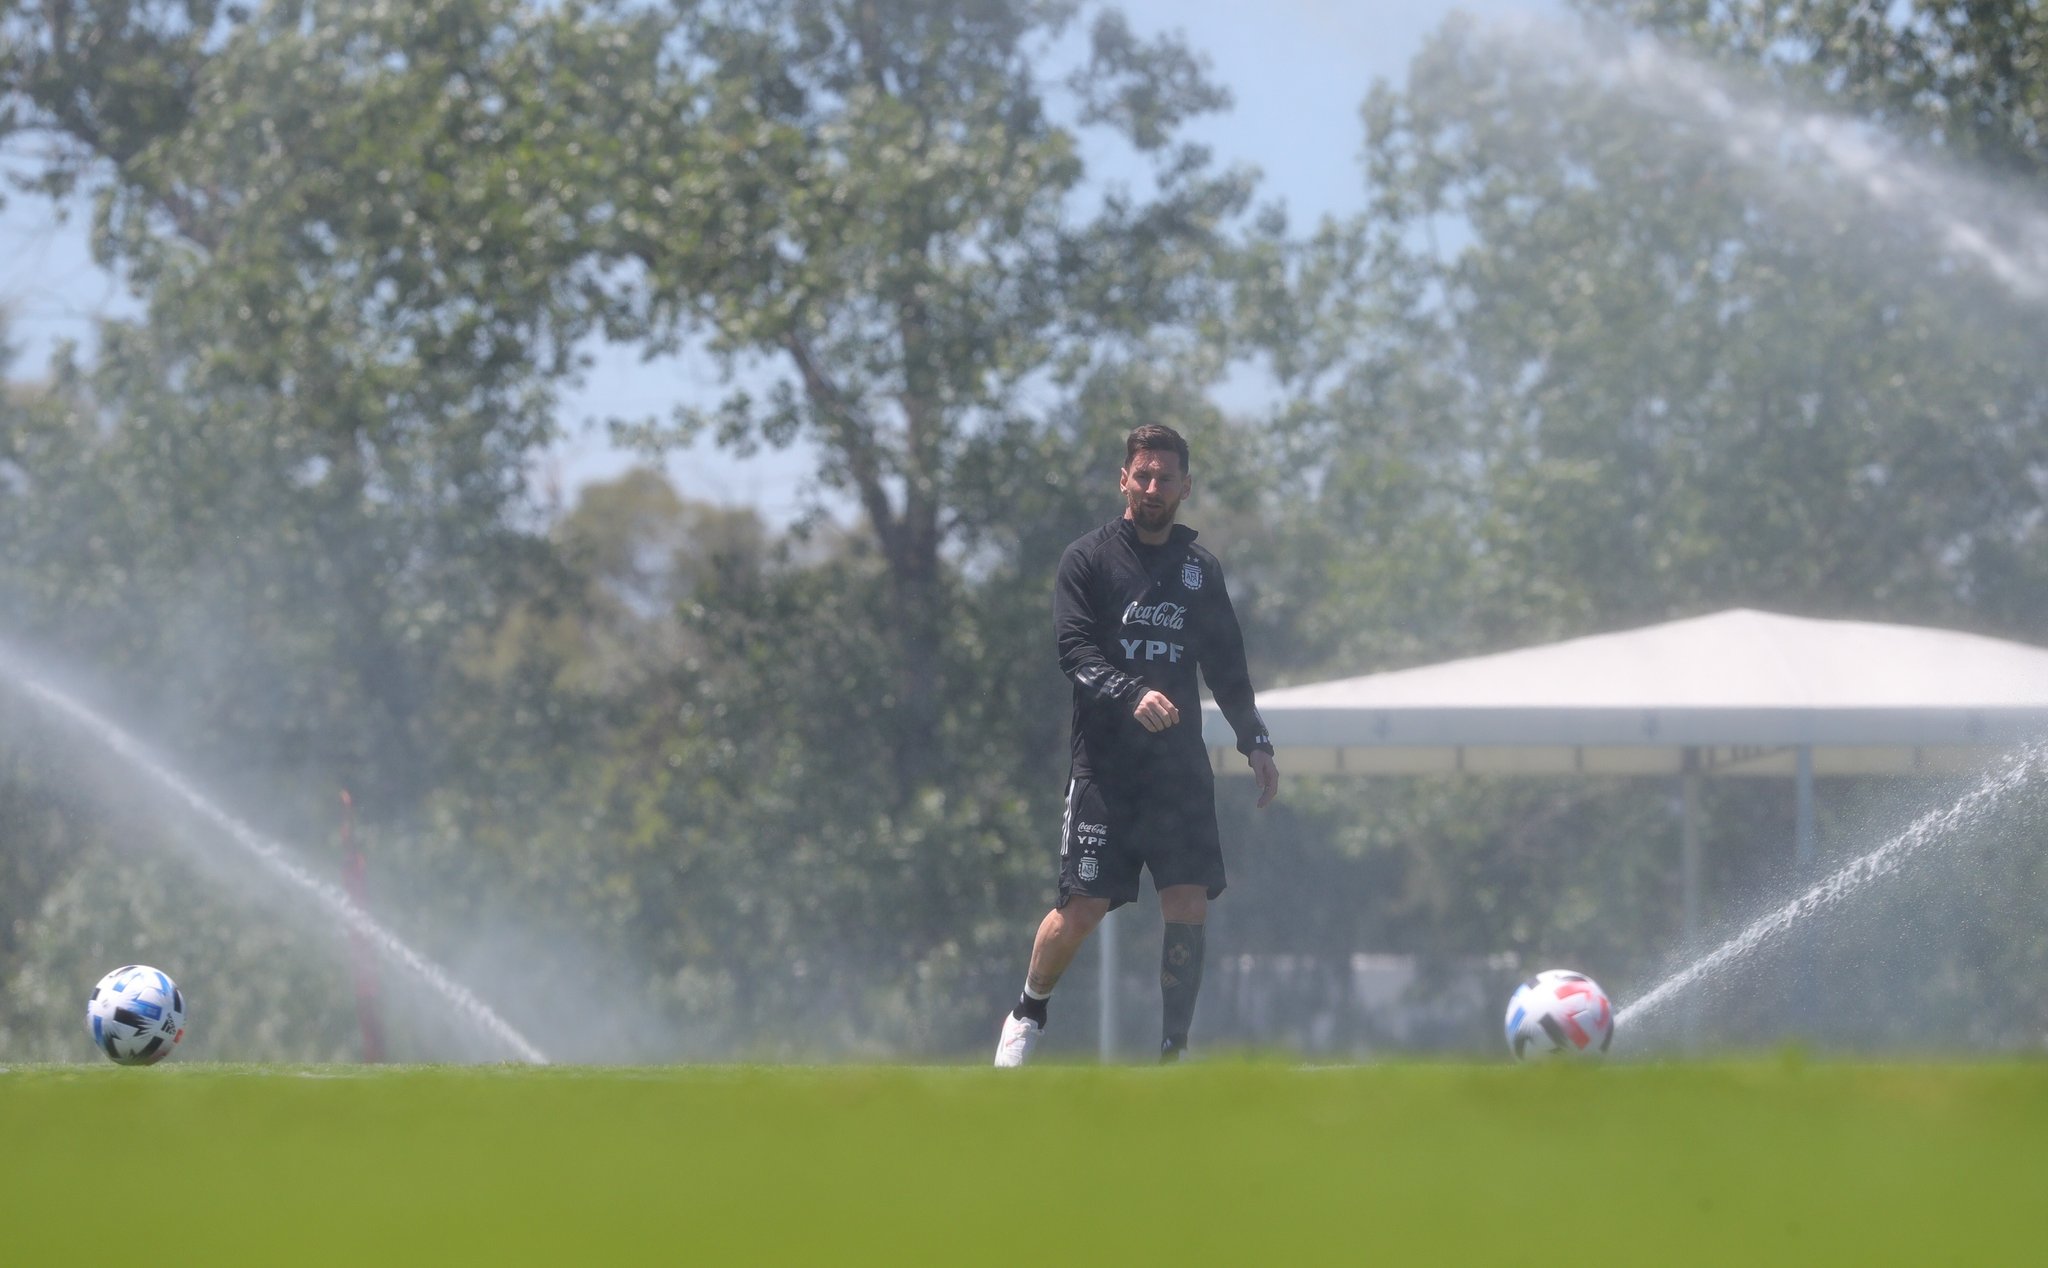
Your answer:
[1077,857,1100,881]
[1181,560,1203,590]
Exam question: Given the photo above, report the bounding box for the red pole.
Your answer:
[339,789,387,1063]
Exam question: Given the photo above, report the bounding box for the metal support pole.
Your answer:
[1681,755,1702,1052]
[1097,905,1118,1063]
[1794,744,1818,1038]
[1795,745,1816,870]
[1681,758,1701,947]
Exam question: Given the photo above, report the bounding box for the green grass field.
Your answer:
[5,1058,2045,1264]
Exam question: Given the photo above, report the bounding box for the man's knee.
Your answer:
[1053,895,1111,938]
[1158,885,1206,924]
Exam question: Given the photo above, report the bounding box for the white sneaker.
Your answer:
[993,1013,1042,1067]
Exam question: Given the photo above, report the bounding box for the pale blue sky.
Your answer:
[0,1,1565,519]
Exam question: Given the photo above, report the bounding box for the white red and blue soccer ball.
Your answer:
[86,965,187,1065]
[1504,968,1613,1060]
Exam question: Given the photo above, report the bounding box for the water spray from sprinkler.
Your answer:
[1616,742,2046,1033]
[0,643,550,1064]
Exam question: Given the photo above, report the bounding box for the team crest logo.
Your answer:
[1077,857,1100,882]
[1181,560,1203,590]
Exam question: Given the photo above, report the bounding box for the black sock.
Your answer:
[1160,921,1205,1056]
[1013,991,1049,1027]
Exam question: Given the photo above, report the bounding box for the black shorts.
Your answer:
[1057,767,1225,910]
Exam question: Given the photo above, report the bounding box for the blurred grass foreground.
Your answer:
[5,1059,2047,1265]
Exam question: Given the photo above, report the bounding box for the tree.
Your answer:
[0,1,659,1058]
[0,0,645,816]
[591,0,1252,801]
[1238,10,2048,665]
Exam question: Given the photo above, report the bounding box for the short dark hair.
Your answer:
[1124,424,1190,474]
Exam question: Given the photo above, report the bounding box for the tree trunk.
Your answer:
[880,516,945,806]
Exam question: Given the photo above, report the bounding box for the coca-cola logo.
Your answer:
[1122,600,1187,630]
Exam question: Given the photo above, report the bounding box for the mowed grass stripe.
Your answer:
[3,1061,2044,1265]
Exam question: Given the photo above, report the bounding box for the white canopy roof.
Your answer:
[1205,609,2048,777]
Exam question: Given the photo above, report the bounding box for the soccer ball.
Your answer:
[86,965,187,1066]
[1504,968,1613,1060]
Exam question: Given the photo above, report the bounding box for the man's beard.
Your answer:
[1131,499,1177,531]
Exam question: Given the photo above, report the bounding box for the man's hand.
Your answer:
[1249,749,1280,809]
[1133,690,1181,732]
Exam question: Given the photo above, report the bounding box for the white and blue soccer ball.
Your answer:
[1504,968,1612,1061]
[86,965,187,1066]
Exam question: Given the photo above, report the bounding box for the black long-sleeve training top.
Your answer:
[1055,517,1273,782]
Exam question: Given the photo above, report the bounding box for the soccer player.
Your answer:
[994,423,1280,1066]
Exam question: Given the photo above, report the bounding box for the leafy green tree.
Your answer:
[589,0,1253,802]
[0,1,650,1056]
[1247,13,2048,664]
[0,0,644,816]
